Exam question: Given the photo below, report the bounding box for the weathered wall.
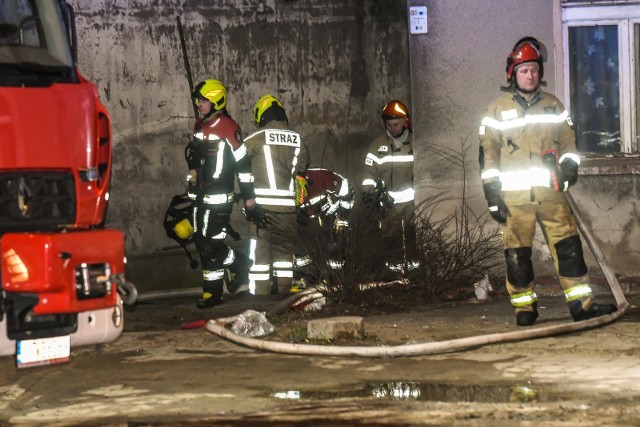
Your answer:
[408,0,640,280]
[68,0,638,291]
[69,0,411,290]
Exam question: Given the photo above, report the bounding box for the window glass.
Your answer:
[569,25,621,153]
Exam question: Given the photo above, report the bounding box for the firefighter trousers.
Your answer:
[501,199,594,315]
[193,206,251,298]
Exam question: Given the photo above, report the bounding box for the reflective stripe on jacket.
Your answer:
[479,89,578,205]
[245,120,311,212]
[361,132,414,205]
[188,112,256,206]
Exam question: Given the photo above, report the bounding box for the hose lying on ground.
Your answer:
[203,304,629,357]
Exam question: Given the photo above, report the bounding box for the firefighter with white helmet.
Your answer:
[186,79,261,308]
[361,99,417,278]
[479,37,616,326]
[243,94,311,294]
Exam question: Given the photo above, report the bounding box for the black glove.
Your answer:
[559,158,578,191]
[185,137,206,170]
[243,204,271,229]
[483,180,509,224]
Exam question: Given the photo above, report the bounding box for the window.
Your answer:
[561,3,640,154]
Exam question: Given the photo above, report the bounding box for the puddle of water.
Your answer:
[272,381,545,403]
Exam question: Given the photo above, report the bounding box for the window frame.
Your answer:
[561,5,638,154]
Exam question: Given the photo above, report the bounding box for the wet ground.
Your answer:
[2,290,640,426]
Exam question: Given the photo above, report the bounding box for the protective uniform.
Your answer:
[296,168,354,287]
[479,37,616,325]
[187,79,256,308]
[244,94,311,294]
[362,100,417,277]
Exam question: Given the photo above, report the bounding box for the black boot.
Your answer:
[515,303,538,327]
[570,301,617,321]
[196,292,223,309]
[227,255,252,294]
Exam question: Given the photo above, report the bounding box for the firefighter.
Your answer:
[297,167,354,289]
[361,99,417,278]
[243,94,311,294]
[478,36,617,326]
[187,79,261,308]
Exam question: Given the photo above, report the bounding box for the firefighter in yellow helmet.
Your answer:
[479,37,616,326]
[243,94,312,294]
[361,99,417,279]
[186,79,263,308]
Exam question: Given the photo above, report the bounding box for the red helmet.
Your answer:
[381,100,410,130]
[505,37,546,82]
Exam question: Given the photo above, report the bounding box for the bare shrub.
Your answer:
[266,135,504,310]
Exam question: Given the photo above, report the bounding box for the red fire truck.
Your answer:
[0,0,133,368]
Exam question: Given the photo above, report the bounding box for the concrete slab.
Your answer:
[308,316,365,340]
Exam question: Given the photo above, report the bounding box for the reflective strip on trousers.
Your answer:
[203,269,225,281]
[564,284,593,302]
[510,291,538,307]
[274,270,293,278]
[273,260,293,278]
[249,272,270,281]
[222,249,235,266]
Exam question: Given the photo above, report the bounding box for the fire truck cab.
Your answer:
[0,0,129,368]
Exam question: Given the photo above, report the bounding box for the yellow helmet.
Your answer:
[254,94,285,127]
[192,80,227,111]
[173,218,194,240]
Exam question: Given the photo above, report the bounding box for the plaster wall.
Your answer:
[68,0,411,290]
[66,0,638,291]
[408,0,640,280]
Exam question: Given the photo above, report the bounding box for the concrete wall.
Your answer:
[68,0,638,291]
[69,0,411,290]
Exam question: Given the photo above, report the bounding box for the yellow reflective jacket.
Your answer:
[479,89,578,205]
[244,120,311,213]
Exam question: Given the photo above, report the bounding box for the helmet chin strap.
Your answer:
[387,128,409,149]
[514,78,540,95]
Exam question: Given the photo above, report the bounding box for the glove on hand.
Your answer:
[377,191,395,210]
[559,159,578,192]
[243,204,271,229]
[483,180,509,224]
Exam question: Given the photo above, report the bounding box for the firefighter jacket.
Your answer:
[244,120,310,213]
[362,132,415,208]
[479,88,581,206]
[302,168,353,223]
[186,112,256,212]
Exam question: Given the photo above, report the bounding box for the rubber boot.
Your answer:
[227,254,252,295]
[196,292,223,309]
[515,302,538,327]
[569,300,617,321]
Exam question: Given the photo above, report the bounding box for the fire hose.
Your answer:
[197,191,629,357]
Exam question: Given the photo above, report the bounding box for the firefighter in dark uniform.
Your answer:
[187,79,258,308]
[361,100,417,278]
[296,167,354,290]
[479,37,617,326]
[244,94,311,294]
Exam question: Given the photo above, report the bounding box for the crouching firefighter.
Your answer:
[186,79,261,309]
[478,36,616,326]
[295,168,354,290]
